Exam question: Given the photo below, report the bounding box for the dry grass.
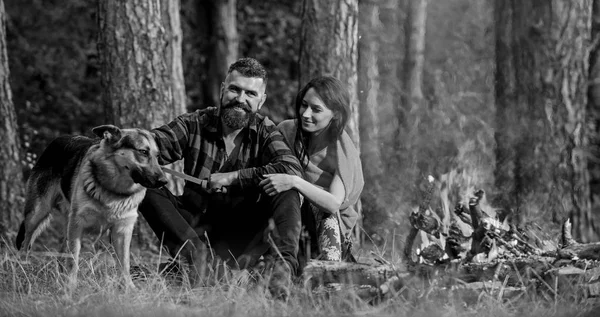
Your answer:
[1,245,599,317]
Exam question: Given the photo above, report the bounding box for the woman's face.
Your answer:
[299,88,335,135]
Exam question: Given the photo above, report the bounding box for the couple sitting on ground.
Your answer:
[138,57,364,298]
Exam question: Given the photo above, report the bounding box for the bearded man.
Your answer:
[138,58,302,299]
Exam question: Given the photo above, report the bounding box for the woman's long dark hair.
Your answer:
[294,76,350,168]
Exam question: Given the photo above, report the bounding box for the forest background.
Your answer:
[1,0,599,257]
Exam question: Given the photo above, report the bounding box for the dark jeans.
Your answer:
[138,187,302,274]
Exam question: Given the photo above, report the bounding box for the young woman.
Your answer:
[259,76,364,261]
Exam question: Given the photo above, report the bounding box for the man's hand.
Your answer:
[259,174,298,196]
[208,171,239,193]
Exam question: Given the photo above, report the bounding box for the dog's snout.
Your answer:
[156,175,168,188]
[144,172,168,188]
[131,168,167,188]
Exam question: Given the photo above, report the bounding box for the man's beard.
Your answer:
[220,101,255,130]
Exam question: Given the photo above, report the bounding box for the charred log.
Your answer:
[467,190,490,257]
[453,203,472,228]
[445,220,471,259]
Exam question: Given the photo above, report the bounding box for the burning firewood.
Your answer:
[409,176,442,238]
[467,190,489,258]
[445,220,471,259]
[301,183,600,302]
[404,176,444,264]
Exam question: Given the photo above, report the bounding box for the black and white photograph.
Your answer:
[1,0,600,316]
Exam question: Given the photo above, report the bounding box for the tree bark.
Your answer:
[299,0,359,147]
[0,0,24,242]
[357,0,389,243]
[204,0,238,108]
[589,0,600,240]
[358,0,384,179]
[98,0,186,128]
[98,0,186,249]
[494,1,596,242]
[402,0,428,111]
[299,0,361,243]
[378,0,403,147]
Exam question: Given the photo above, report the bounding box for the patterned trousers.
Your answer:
[306,203,342,261]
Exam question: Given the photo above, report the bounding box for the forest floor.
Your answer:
[1,239,599,317]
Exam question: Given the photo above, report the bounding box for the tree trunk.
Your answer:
[0,0,24,242]
[204,0,238,108]
[357,0,388,242]
[494,1,596,242]
[98,0,186,249]
[299,0,361,243]
[358,0,384,179]
[179,0,238,110]
[299,0,359,147]
[402,0,428,111]
[589,0,600,241]
[378,0,403,153]
[98,0,186,128]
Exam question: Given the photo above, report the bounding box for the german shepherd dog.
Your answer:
[16,125,167,288]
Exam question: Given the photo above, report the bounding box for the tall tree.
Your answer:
[98,0,186,128]
[204,0,238,108]
[358,0,393,239]
[402,0,428,112]
[494,1,596,241]
[358,0,384,180]
[589,0,600,239]
[183,0,238,110]
[299,0,361,240]
[298,0,359,146]
[0,0,24,242]
[98,0,186,248]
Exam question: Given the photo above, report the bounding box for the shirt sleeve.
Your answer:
[151,112,194,165]
[237,125,303,189]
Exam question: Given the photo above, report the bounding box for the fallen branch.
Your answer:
[302,260,410,288]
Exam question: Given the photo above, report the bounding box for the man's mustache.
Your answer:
[223,101,251,113]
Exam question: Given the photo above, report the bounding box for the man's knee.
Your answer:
[269,190,302,237]
[271,190,301,208]
[142,187,172,203]
[140,187,172,214]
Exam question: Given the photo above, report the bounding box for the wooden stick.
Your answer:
[162,167,207,187]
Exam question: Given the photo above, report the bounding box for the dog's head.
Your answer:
[92,125,168,189]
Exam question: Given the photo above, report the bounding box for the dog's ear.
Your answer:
[92,125,122,143]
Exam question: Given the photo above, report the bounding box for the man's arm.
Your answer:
[151,112,195,165]
[236,127,303,189]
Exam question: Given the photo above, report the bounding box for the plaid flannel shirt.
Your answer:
[152,107,303,196]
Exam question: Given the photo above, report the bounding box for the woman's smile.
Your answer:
[300,88,334,134]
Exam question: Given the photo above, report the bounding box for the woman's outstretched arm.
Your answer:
[259,172,345,214]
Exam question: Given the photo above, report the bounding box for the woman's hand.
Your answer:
[259,174,297,196]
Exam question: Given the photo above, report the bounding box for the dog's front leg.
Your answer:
[111,215,137,289]
[66,215,84,290]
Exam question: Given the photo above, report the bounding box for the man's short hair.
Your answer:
[227,57,268,86]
